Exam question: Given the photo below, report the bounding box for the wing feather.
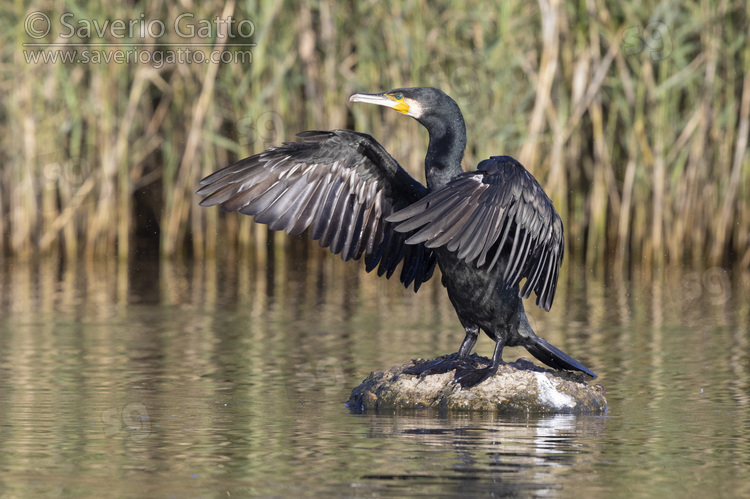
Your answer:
[388,155,565,310]
[198,130,436,291]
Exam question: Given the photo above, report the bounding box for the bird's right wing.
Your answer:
[387,156,564,310]
[197,130,436,291]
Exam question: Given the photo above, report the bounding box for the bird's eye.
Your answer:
[394,93,403,100]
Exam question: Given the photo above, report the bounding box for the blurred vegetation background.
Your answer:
[2,0,749,275]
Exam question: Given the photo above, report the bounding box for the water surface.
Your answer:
[0,254,748,497]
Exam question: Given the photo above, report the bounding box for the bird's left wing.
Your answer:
[387,156,564,309]
[197,130,436,291]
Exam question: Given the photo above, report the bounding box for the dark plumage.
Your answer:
[197,87,596,387]
[197,130,435,289]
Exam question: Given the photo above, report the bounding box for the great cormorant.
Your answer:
[197,87,596,387]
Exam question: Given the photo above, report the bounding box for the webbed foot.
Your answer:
[453,338,506,388]
[453,364,500,389]
[403,353,476,377]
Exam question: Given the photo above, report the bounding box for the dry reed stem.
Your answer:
[1,1,747,273]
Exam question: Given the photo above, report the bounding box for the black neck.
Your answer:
[420,111,466,191]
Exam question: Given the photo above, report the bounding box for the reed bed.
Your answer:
[2,0,748,272]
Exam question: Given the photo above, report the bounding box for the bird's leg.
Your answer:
[403,326,480,376]
[454,337,506,389]
[456,326,479,360]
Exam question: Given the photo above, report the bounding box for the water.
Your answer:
[0,254,748,497]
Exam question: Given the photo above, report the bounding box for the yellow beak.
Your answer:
[349,92,410,114]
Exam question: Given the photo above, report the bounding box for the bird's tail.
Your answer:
[526,336,597,378]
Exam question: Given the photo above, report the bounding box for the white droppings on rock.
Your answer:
[534,372,575,410]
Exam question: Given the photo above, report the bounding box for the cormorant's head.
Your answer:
[349,87,461,126]
[350,87,467,163]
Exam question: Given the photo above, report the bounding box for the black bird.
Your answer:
[197,87,596,387]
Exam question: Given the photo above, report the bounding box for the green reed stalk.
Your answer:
[1,0,747,272]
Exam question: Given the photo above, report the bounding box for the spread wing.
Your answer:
[388,155,564,309]
[197,130,436,291]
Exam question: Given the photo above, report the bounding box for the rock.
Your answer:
[347,355,607,414]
